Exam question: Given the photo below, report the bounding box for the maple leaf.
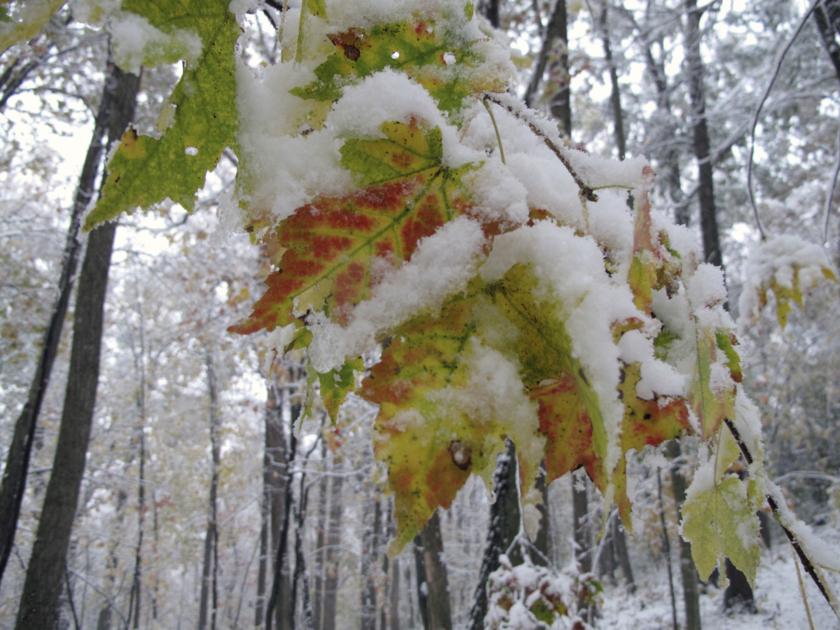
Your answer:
[317,357,363,422]
[84,0,239,229]
[681,474,762,586]
[481,264,611,491]
[231,118,475,334]
[291,19,505,114]
[614,362,691,525]
[690,327,736,439]
[361,294,504,549]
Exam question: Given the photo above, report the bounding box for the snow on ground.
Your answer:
[600,528,840,629]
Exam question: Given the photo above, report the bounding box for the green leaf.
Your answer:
[318,357,364,422]
[0,0,64,53]
[84,0,239,229]
[291,19,504,114]
[681,475,761,586]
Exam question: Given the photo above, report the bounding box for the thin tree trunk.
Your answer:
[525,0,569,109]
[14,63,139,630]
[291,433,320,629]
[468,442,520,630]
[668,442,701,630]
[198,350,222,630]
[388,556,400,630]
[312,440,328,630]
[266,380,298,630]
[127,312,148,629]
[360,496,381,630]
[657,471,678,630]
[414,510,452,630]
[320,455,344,630]
[598,0,626,161]
[481,0,500,28]
[0,57,132,590]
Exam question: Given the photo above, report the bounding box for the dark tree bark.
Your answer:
[14,63,139,630]
[0,57,136,591]
[320,455,344,630]
[266,377,300,630]
[414,510,453,630]
[668,442,702,630]
[480,0,500,28]
[525,0,569,112]
[657,471,679,630]
[468,442,520,630]
[598,0,626,161]
[814,0,840,85]
[198,350,222,630]
[684,0,723,268]
[291,434,319,630]
[360,496,381,630]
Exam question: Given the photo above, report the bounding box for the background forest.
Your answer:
[1,0,839,628]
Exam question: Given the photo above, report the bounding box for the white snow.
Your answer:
[109,12,203,74]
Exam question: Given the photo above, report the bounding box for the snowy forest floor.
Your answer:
[600,524,840,629]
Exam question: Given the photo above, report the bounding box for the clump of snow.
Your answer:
[308,217,486,372]
[618,329,687,399]
[109,12,203,74]
[463,159,529,226]
[228,0,259,17]
[72,0,121,25]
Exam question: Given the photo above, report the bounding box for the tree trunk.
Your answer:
[814,0,840,85]
[198,350,222,630]
[14,63,139,630]
[388,556,400,630]
[360,496,381,630]
[468,442,520,630]
[0,58,135,590]
[480,0,500,28]
[414,510,453,630]
[657,471,678,630]
[320,455,344,630]
[127,311,147,629]
[312,440,328,630]
[525,0,569,111]
[684,0,723,268]
[668,442,702,630]
[598,0,626,161]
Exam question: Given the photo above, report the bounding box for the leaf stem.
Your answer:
[481,95,507,164]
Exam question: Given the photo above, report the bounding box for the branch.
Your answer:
[724,418,840,620]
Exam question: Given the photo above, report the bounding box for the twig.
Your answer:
[794,547,817,630]
[747,0,819,241]
[824,126,840,247]
[481,95,507,164]
[724,417,840,619]
[483,94,598,202]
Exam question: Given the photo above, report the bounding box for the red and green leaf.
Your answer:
[231,118,475,334]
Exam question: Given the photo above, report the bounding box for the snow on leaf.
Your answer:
[480,264,610,492]
[738,234,837,329]
[230,118,475,334]
[291,19,505,114]
[614,362,691,525]
[690,327,735,439]
[681,474,762,586]
[84,0,239,229]
[360,293,493,549]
